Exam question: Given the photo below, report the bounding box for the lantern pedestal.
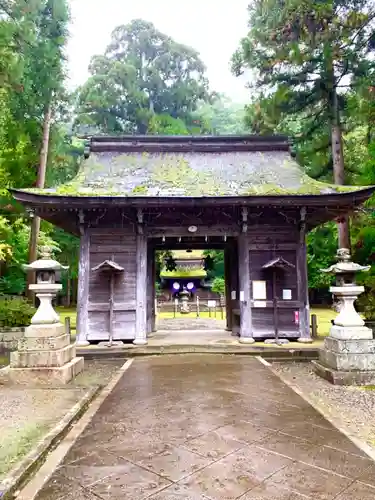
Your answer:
[0,248,83,385]
[313,250,375,385]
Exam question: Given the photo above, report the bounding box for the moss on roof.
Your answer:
[172,250,204,260]
[160,268,207,279]
[24,150,366,198]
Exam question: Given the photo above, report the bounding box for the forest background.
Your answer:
[1,0,375,314]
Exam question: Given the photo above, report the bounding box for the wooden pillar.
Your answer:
[151,248,157,332]
[231,239,239,336]
[297,207,312,342]
[76,228,90,346]
[146,242,153,335]
[224,244,232,331]
[238,233,254,343]
[134,231,148,345]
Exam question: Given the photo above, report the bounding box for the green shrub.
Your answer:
[211,277,225,296]
[0,297,36,328]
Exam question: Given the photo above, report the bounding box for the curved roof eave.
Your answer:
[10,186,375,209]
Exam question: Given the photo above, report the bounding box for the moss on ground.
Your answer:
[0,423,46,478]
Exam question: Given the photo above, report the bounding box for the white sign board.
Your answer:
[208,300,217,308]
[239,291,245,302]
[252,280,267,300]
[282,289,292,300]
[231,290,236,300]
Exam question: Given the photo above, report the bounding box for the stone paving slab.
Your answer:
[34,355,375,500]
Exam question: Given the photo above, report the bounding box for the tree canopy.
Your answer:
[232,0,375,299]
[75,19,211,134]
[1,3,375,309]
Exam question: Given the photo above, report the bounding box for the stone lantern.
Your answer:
[313,248,375,385]
[180,287,190,314]
[0,246,84,385]
[24,246,69,326]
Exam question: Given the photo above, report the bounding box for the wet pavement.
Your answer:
[35,355,375,499]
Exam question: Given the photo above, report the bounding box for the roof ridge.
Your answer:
[88,134,291,155]
[90,134,289,143]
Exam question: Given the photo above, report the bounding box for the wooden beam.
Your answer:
[296,208,312,343]
[146,225,239,238]
[76,228,90,346]
[134,231,148,345]
[238,233,254,343]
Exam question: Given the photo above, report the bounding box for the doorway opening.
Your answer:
[147,236,238,344]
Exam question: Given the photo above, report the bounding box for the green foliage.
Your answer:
[306,223,337,289]
[74,19,210,134]
[203,250,224,280]
[148,114,190,135]
[193,95,247,134]
[233,0,375,300]
[0,296,35,327]
[155,250,172,280]
[0,0,71,198]
[211,277,225,296]
[233,0,375,181]
[0,216,59,294]
[0,0,75,297]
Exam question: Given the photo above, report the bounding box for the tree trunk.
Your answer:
[27,101,53,300]
[331,89,350,250]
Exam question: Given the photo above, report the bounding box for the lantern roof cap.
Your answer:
[22,246,69,272]
[321,248,370,275]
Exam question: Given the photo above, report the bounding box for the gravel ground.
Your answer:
[0,359,124,479]
[272,362,375,452]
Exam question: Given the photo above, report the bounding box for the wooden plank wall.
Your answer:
[247,226,300,337]
[87,228,137,341]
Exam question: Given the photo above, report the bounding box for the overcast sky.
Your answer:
[66,0,251,103]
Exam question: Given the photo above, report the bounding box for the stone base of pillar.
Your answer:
[0,321,84,385]
[264,338,289,345]
[312,360,375,386]
[297,337,314,344]
[239,337,255,344]
[76,340,90,347]
[329,325,373,340]
[0,356,84,385]
[313,335,375,386]
[133,339,148,345]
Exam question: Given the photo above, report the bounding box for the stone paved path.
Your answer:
[156,317,226,331]
[35,356,375,500]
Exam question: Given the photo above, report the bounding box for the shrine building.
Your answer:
[11,135,375,345]
[160,250,209,300]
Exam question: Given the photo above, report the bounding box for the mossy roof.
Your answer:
[21,135,369,198]
[160,268,207,279]
[172,250,204,260]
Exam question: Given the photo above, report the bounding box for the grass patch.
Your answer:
[0,423,47,479]
[311,307,335,338]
